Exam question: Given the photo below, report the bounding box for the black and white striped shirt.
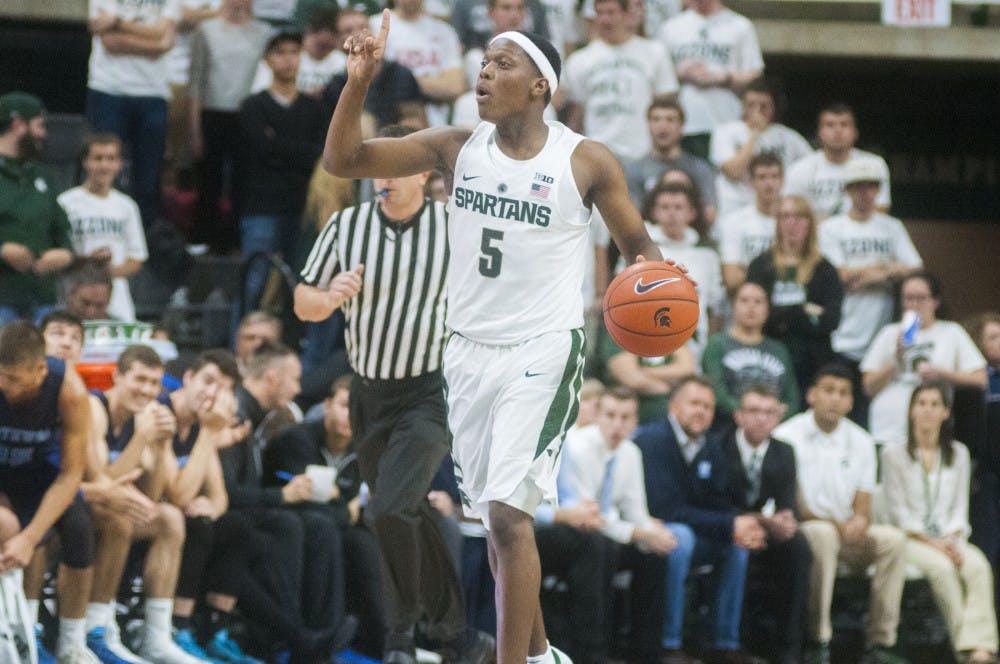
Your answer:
[300,199,449,380]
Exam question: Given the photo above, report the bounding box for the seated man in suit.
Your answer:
[541,386,677,663]
[634,377,766,664]
[262,375,385,659]
[718,385,812,664]
[773,364,907,664]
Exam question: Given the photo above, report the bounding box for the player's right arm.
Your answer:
[0,370,90,569]
[322,10,469,180]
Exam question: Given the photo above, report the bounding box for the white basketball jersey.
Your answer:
[447,121,591,345]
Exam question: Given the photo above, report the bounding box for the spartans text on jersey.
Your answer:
[452,186,552,227]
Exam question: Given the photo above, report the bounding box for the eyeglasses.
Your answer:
[739,407,782,418]
[902,294,933,302]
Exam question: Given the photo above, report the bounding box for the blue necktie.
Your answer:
[599,455,618,514]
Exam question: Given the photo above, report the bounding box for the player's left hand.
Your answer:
[636,255,699,288]
[0,532,36,572]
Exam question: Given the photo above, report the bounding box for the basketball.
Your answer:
[603,261,700,358]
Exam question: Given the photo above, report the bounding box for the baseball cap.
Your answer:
[843,157,883,187]
[0,92,47,131]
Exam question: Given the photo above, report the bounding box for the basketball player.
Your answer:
[0,321,95,661]
[324,16,668,664]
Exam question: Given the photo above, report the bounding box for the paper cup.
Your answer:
[306,464,338,503]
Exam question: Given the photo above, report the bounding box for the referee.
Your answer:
[295,125,493,664]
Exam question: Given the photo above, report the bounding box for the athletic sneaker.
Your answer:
[172,628,222,663]
[101,621,151,664]
[86,627,138,664]
[205,630,264,664]
[55,643,102,664]
[138,629,212,664]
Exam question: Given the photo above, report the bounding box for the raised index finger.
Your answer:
[375,8,390,48]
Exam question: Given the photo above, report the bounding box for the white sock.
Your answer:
[26,599,39,627]
[57,617,86,655]
[85,602,114,632]
[527,642,550,664]
[144,598,173,637]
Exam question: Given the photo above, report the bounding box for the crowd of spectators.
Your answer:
[1,0,999,663]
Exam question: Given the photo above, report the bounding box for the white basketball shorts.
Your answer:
[443,328,585,529]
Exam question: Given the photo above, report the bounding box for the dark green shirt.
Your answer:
[0,155,72,309]
[599,331,677,424]
[701,332,800,416]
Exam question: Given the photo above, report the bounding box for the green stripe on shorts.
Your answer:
[534,329,586,460]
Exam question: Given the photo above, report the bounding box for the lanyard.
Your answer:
[920,448,943,536]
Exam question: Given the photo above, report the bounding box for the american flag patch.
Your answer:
[530,182,550,199]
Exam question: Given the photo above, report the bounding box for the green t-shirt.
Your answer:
[701,332,800,416]
[599,331,676,424]
[0,156,72,309]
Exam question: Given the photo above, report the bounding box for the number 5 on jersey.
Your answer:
[479,228,504,278]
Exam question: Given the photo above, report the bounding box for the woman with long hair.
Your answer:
[745,195,842,394]
[861,271,987,447]
[882,380,998,663]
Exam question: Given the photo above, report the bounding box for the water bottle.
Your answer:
[901,310,921,346]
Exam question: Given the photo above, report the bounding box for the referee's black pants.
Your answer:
[349,371,466,646]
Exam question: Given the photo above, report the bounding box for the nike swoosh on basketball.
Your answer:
[462,174,481,181]
[634,277,681,294]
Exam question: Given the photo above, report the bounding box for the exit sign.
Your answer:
[882,0,951,25]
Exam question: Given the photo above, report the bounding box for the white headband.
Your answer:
[489,31,558,95]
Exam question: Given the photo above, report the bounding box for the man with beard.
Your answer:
[0,92,75,325]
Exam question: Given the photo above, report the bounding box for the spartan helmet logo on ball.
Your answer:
[653,307,672,328]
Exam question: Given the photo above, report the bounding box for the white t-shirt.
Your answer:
[57,187,149,322]
[774,410,877,522]
[251,50,347,93]
[861,320,986,446]
[784,148,891,220]
[819,212,923,359]
[581,0,682,42]
[718,204,775,267]
[541,0,584,59]
[562,36,678,160]
[710,120,811,217]
[646,227,724,361]
[253,0,296,21]
[657,8,763,136]
[88,0,183,99]
[165,0,222,86]
[372,12,463,127]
